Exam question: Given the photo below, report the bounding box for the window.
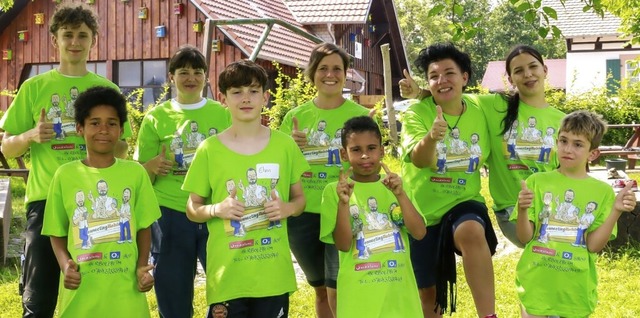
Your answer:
[625,59,640,84]
[116,60,168,109]
[26,62,107,79]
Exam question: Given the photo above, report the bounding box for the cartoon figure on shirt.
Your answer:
[88,180,118,219]
[48,93,65,140]
[365,196,389,230]
[521,116,542,143]
[238,168,268,208]
[466,133,481,174]
[170,131,186,170]
[64,86,79,119]
[448,127,467,155]
[326,128,342,167]
[537,191,553,243]
[573,201,596,247]
[504,119,519,160]
[554,189,579,223]
[186,121,206,149]
[208,127,218,136]
[226,179,245,237]
[267,178,281,230]
[389,203,405,253]
[72,191,91,249]
[537,127,556,163]
[308,120,330,147]
[118,188,133,244]
[350,204,368,259]
[436,139,447,174]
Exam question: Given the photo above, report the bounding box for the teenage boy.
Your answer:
[514,110,637,317]
[320,116,426,317]
[182,60,309,318]
[42,86,160,317]
[0,5,130,317]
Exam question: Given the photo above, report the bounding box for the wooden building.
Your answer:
[0,0,409,111]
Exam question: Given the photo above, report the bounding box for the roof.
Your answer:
[193,0,317,67]
[481,59,566,92]
[543,0,621,38]
[284,0,372,24]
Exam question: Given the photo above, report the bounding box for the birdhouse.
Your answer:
[2,50,12,61]
[173,2,184,15]
[364,38,371,47]
[138,6,148,19]
[368,25,376,33]
[349,33,356,41]
[155,25,167,38]
[86,0,95,4]
[18,30,29,42]
[212,39,221,52]
[192,20,203,33]
[34,13,45,25]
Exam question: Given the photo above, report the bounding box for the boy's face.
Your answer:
[51,23,96,66]
[218,82,269,123]
[76,105,123,157]
[556,131,598,172]
[340,131,384,181]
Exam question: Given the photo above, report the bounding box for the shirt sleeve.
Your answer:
[133,165,161,229]
[400,106,430,164]
[42,168,70,237]
[134,112,161,163]
[181,141,212,199]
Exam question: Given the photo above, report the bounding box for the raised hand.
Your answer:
[136,264,155,292]
[518,180,534,212]
[337,166,354,204]
[429,106,448,141]
[291,117,308,148]
[31,108,55,143]
[264,189,288,220]
[399,69,421,99]
[63,259,81,290]
[217,186,245,220]
[614,181,637,212]
[381,161,403,196]
[146,145,173,176]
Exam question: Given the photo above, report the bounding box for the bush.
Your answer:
[263,62,316,130]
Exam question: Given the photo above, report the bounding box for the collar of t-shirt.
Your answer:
[171,98,206,111]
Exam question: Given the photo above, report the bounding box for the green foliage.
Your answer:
[123,84,170,159]
[0,89,17,98]
[263,62,316,130]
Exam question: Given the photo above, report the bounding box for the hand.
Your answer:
[63,259,81,290]
[518,180,534,213]
[429,106,448,141]
[136,264,154,292]
[264,189,289,220]
[337,166,354,204]
[614,181,637,213]
[399,69,421,99]
[381,162,403,196]
[145,145,173,176]
[30,108,55,143]
[217,187,245,220]
[291,117,308,149]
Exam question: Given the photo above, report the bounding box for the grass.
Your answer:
[0,167,639,317]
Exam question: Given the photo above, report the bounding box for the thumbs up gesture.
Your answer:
[291,117,308,149]
[265,189,290,220]
[337,166,355,204]
[399,69,421,99]
[217,186,245,220]
[63,259,81,290]
[30,108,55,143]
[614,180,637,213]
[146,144,173,177]
[429,106,448,141]
[517,180,534,213]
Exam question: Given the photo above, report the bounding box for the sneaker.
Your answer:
[612,179,639,191]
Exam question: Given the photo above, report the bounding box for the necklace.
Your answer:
[443,100,466,132]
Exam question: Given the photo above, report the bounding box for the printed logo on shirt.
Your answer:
[302,171,313,178]
[562,251,573,260]
[260,237,272,245]
[229,240,255,249]
[507,164,529,171]
[387,260,397,268]
[52,143,76,150]
[532,246,556,256]
[457,178,467,185]
[430,176,452,183]
[318,172,328,179]
[355,262,382,271]
[77,252,102,263]
[109,251,121,259]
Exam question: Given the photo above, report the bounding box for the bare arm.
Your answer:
[186,193,215,223]
[136,227,154,292]
[333,201,353,252]
[50,236,81,289]
[516,180,535,244]
[587,183,636,252]
[409,106,447,169]
[285,181,306,217]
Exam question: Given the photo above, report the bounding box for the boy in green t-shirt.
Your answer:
[514,110,637,317]
[320,116,425,317]
[0,5,130,317]
[182,60,309,318]
[42,86,160,317]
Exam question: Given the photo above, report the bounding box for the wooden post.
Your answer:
[202,19,215,98]
[380,44,398,143]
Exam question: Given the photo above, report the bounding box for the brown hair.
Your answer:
[559,110,608,150]
[305,43,350,85]
[218,60,268,94]
[49,4,99,37]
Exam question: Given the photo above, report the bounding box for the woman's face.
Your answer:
[313,53,346,97]
[426,58,468,105]
[507,53,547,98]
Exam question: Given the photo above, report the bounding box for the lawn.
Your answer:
[0,165,639,317]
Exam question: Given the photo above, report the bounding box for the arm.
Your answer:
[396,191,426,240]
[587,183,636,252]
[515,180,535,244]
[186,193,215,223]
[140,145,172,184]
[186,190,246,223]
[1,107,55,158]
[409,106,447,169]
[286,181,306,217]
[136,227,154,292]
[50,236,81,290]
[263,182,306,220]
[333,201,353,252]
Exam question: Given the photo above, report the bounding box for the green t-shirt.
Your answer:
[181,129,310,304]
[479,94,565,211]
[280,99,369,213]
[134,98,231,211]
[401,95,490,225]
[511,170,616,317]
[320,177,423,317]
[42,159,160,317]
[0,69,132,204]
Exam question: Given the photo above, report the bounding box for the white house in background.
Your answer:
[545,0,640,95]
[481,59,566,92]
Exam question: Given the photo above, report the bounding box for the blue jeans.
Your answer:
[152,207,208,318]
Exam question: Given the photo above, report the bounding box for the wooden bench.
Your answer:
[0,133,29,182]
[592,124,640,169]
[0,178,11,264]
